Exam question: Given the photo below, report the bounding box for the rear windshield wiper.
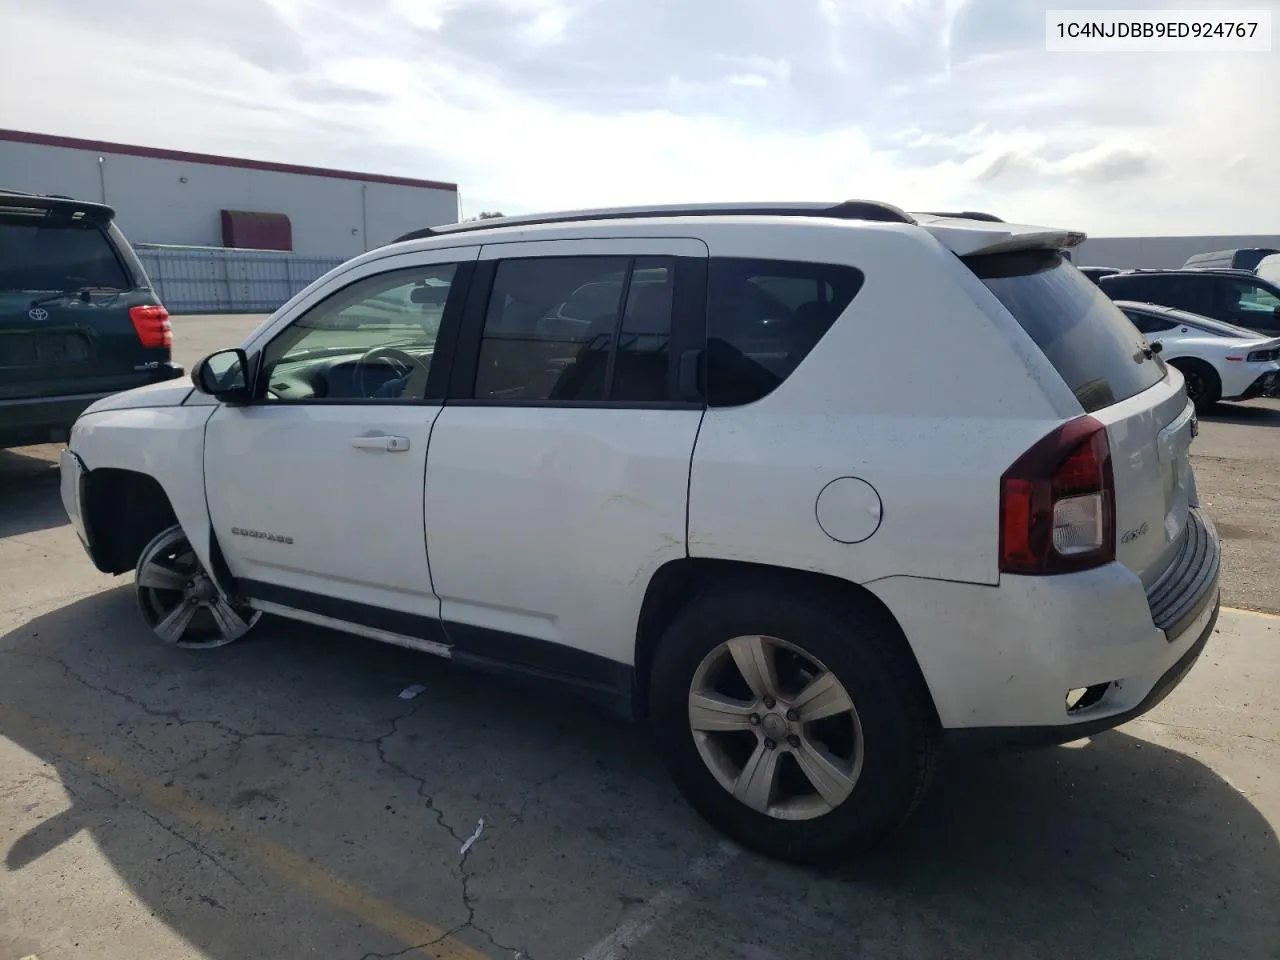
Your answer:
[29,286,121,308]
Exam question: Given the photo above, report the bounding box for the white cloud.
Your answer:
[1,0,1277,235]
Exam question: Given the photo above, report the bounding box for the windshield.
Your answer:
[0,217,129,292]
[968,250,1166,413]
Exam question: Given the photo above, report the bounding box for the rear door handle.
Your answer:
[349,434,410,452]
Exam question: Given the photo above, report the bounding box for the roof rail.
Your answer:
[0,190,114,220]
[393,200,916,244]
[917,210,1005,222]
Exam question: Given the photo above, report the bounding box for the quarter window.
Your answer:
[259,264,458,401]
[1123,310,1176,334]
[705,258,865,407]
[473,256,676,403]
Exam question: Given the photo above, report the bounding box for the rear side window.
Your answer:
[0,218,129,291]
[1122,310,1177,335]
[474,255,677,403]
[970,250,1165,413]
[706,258,865,407]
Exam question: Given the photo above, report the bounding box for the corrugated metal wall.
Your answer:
[135,244,341,314]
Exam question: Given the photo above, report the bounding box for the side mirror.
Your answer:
[191,348,252,403]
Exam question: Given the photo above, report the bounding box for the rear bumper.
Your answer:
[0,365,184,446]
[1224,368,1280,401]
[869,507,1222,742]
[944,595,1218,750]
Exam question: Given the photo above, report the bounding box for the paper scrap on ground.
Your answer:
[398,683,427,700]
[460,817,485,856]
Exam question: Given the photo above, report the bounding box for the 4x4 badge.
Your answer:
[1120,522,1149,544]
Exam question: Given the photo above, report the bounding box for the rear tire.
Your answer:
[1169,358,1220,413]
[648,584,937,865]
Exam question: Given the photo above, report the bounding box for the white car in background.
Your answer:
[1116,300,1280,411]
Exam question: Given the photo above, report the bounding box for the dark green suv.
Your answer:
[0,190,184,448]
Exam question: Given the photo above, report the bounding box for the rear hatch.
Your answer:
[0,193,170,402]
[965,244,1192,587]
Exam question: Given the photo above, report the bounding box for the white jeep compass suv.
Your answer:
[59,202,1220,865]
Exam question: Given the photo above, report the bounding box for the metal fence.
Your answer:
[134,244,344,314]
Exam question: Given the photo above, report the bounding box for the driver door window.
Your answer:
[259,264,459,402]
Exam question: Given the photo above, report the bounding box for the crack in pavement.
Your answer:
[8,647,543,959]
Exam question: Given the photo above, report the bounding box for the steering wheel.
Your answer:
[355,346,427,398]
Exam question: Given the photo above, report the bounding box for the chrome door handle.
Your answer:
[349,434,410,452]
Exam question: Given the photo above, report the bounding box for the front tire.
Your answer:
[649,585,937,865]
[135,525,260,649]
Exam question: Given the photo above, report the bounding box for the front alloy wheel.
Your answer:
[135,525,260,649]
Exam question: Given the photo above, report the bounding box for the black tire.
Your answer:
[1169,358,1220,413]
[648,584,937,865]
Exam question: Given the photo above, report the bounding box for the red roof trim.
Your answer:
[0,128,458,193]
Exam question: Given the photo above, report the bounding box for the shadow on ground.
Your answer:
[1,588,1276,960]
[0,450,66,538]
[1202,399,1280,427]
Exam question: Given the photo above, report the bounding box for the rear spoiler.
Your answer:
[0,190,115,222]
[915,216,1087,257]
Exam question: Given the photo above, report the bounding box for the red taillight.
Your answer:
[129,304,172,348]
[999,416,1115,574]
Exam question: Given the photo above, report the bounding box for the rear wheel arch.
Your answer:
[1166,356,1221,409]
[633,557,938,725]
[83,468,180,574]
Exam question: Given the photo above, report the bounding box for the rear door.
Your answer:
[423,237,707,675]
[0,203,158,402]
[972,250,1193,586]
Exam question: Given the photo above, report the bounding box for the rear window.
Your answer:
[969,250,1165,413]
[0,218,130,292]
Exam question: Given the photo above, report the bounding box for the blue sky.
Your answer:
[1,0,1276,234]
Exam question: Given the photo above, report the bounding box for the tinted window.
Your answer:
[1101,274,1200,312]
[0,218,129,291]
[1123,310,1177,334]
[1220,278,1280,333]
[260,264,458,401]
[474,256,675,403]
[706,258,865,407]
[971,250,1165,413]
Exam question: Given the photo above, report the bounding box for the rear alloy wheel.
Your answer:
[135,525,260,649]
[650,586,937,865]
[688,635,863,820]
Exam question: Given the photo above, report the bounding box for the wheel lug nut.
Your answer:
[764,738,777,750]
[787,734,801,748]
[785,708,798,721]
[748,714,761,726]
[762,695,776,709]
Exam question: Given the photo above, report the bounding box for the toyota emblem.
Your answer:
[28,307,49,321]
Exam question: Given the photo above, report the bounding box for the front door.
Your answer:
[204,248,476,640]
[424,238,708,684]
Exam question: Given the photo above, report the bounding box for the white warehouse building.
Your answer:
[1073,234,1280,270]
[0,128,458,259]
